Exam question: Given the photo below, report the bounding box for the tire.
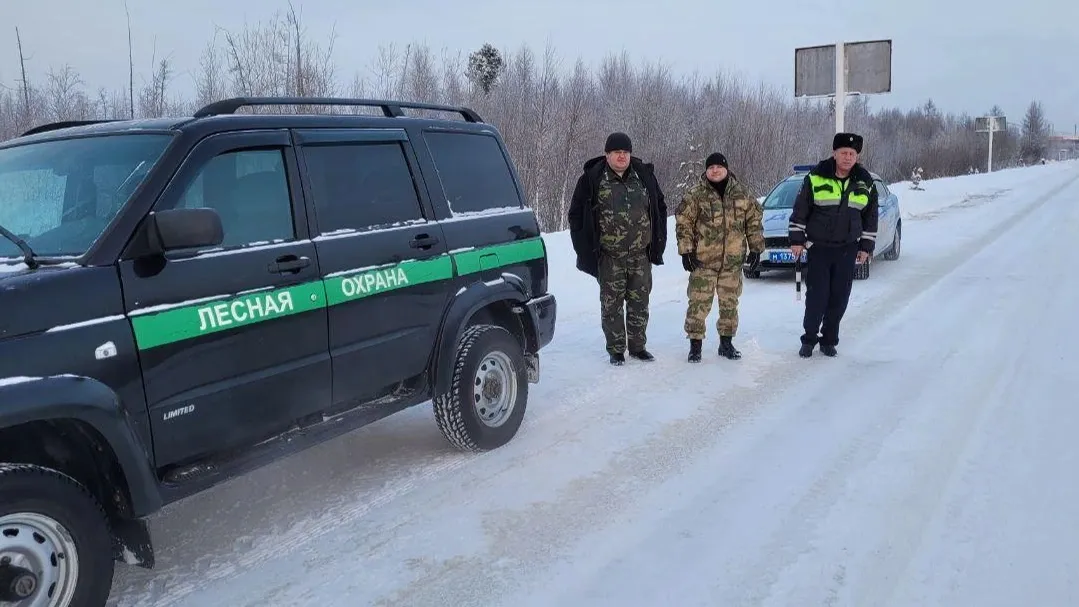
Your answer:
[432,324,528,452]
[854,257,870,280]
[0,464,114,607]
[882,220,901,260]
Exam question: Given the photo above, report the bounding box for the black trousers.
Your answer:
[801,242,858,347]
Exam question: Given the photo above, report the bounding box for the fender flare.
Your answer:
[0,374,162,517]
[430,275,532,395]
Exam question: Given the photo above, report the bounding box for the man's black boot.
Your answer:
[609,352,625,366]
[820,344,837,357]
[718,336,741,360]
[629,349,655,362]
[799,343,814,358]
[688,339,702,363]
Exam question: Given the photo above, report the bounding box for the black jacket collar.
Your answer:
[812,157,871,182]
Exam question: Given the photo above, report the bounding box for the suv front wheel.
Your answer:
[0,464,114,607]
[433,324,529,452]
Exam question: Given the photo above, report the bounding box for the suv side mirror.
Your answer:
[146,208,224,253]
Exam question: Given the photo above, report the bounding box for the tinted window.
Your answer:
[174,149,294,248]
[0,134,173,258]
[423,131,521,214]
[302,142,424,233]
[762,178,804,210]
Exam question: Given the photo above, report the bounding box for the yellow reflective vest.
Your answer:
[787,159,878,253]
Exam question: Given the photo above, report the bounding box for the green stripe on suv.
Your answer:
[324,255,454,306]
[131,282,328,350]
[130,237,545,350]
[454,238,545,275]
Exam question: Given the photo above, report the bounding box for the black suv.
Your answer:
[0,97,557,606]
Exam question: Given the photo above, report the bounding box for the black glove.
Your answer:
[745,251,761,271]
[681,252,700,272]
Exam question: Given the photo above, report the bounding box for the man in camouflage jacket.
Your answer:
[569,132,668,366]
[675,152,764,362]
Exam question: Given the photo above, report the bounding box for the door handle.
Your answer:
[409,233,439,249]
[267,255,310,274]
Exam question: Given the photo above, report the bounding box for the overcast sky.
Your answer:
[4,0,1077,133]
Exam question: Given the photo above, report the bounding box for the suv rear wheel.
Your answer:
[0,464,113,607]
[433,324,529,452]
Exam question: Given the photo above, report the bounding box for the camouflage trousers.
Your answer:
[684,267,743,340]
[598,250,652,354]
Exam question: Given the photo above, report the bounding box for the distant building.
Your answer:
[1049,135,1079,160]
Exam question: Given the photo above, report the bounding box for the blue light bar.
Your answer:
[792,164,815,172]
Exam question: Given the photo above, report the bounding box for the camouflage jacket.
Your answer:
[675,174,765,270]
[596,166,652,256]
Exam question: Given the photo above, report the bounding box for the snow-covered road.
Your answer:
[108,161,1079,606]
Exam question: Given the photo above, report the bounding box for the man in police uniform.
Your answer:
[788,132,878,358]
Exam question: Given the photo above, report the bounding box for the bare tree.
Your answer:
[368,44,401,99]
[439,48,466,105]
[1021,100,1049,162]
[137,53,177,118]
[15,28,32,124]
[403,44,440,104]
[194,30,227,109]
[43,65,91,121]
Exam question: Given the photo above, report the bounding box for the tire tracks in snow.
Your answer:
[748,167,1079,605]
[364,167,1079,606]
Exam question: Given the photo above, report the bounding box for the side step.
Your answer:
[158,384,422,500]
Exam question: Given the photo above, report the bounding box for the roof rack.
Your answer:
[20,119,118,137]
[193,96,484,123]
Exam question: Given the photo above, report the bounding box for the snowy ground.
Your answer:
[108,160,1079,607]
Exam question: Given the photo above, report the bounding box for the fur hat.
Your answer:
[833,132,863,153]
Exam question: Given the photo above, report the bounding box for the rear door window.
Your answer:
[301,141,426,234]
[422,131,522,215]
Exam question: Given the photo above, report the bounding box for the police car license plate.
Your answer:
[769,250,807,263]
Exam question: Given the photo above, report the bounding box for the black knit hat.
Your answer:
[705,152,728,168]
[833,132,863,153]
[604,132,632,153]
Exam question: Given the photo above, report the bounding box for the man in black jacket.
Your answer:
[568,132,668,365]
[788,132,878,358]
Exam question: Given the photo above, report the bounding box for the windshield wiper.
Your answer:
[0,224,39,269]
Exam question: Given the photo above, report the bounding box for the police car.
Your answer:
[746,164,903,280]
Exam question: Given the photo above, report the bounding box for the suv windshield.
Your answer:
[0,133,174,260]
[762,178,805,210]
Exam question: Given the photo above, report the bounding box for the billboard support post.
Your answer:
[975,115,1007,172]
[795,40,892,137]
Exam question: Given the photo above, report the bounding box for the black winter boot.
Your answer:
[799,343,814,358]
[688,339,702,363]
[629,349,655,362]
[718,336,741,360]
[609,352,626,366]
[820,344,837,357]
